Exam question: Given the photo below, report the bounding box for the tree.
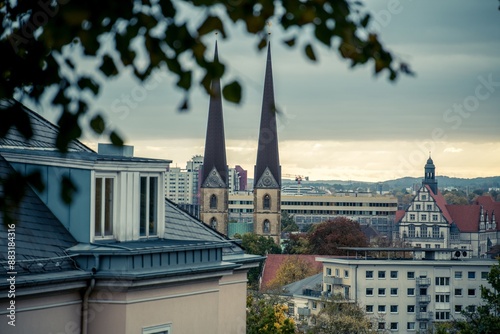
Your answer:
[1,0,413,220]
[308,294,374,334]
[282,211,299,233]
[266,255,320,290]
[451,258,500,333]
[308,217,368,255]
[246,291,296,334]
[282,233,310,255]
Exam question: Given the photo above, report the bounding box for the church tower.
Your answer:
[200,42,229,235]
[422,155,438,195]
[253,42,281,243]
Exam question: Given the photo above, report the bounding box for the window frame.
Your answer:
[94,174,117,240]
[139,174,160,238]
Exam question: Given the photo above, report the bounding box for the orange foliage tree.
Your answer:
[308,217,368,255]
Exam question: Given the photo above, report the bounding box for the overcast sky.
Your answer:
[36,0,500,182]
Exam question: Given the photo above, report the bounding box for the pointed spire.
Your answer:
[201,41,228,187]
[254,42,281,188]
[423,155,437,194]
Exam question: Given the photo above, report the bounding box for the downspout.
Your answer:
[354,265,358,301]
[82,254,99,334]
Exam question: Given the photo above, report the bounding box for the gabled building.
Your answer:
[396,157,500,257]
[0,101,262,334]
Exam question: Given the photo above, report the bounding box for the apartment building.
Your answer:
[317,248,495,333]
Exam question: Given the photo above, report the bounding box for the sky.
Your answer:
[34,0,500,182]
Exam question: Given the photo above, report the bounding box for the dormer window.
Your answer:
[210,194,217,209]
[95,176,116,238]
[140,175,159,237]
[263,194,271,210]
[210,217,217,229]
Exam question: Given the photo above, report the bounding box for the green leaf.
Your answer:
[90,115,105,134]
[361,14,371,28]
[222,81,242,104]
[304,44,317,61]
[77,77,100,95]
[283,37,296,47]
[109,131,124,146]
[197,16,226,37]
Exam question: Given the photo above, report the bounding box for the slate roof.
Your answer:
[0,156,78,275]
[201,42,228,186]
[254,42,281,187]
[0,99,92,152]
[282,273,323,297]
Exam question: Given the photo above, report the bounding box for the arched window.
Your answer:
[210,194,217,209]
[263,220,270,234]
[408,224,415,238]
[210,217,217,229]
[421,225,428,238]
[263,194,271,210]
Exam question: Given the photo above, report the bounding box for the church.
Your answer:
[199,41,282,244]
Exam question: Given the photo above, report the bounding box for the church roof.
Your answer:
[254,42,281,188]
[201,42,228,187]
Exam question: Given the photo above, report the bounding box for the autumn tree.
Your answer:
[282,211,299,233]
[450,258,500,333]
[0,0,413,220]
[308,217,368,255]
[265,255,320,290]
[308,294,374,334]
[247,291,296,334]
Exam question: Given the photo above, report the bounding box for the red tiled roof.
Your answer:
[395,210,406,223]
[447,205,481,232]
[425,185,453,224]
[260,254,324,291]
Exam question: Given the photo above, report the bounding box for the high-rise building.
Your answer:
[253,42,282,243]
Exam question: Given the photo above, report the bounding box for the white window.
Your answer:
[140,175,159,237]
[407,322,415,330]
[95,176,116,238]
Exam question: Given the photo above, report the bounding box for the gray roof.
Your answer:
[0,99,93,152]
[282,273,323,297]
[0,156,78,275]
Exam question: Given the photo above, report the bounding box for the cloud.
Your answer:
[444,147,463,153]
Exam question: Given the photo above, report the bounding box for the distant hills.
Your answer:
[290,176,500,192]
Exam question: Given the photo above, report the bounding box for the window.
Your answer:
[407,271,415,279]
[407,288,415,296]
[95,177,115,238]
[421,214,427,221]
[390,271,398,279]
[210,217,217,229]
[481,271,488,280]
[263,194,271,210]
[142,323,172,334]
[390,323,398,331]
[390,305,398,313]
[467,305,476,312]
[421,225,428,238]
[210,194,217,209]
[432,225,440,238]
[407,305,415,313]
[410,214,416,220]
[378,271,386,279]
[435,294,450,303]
[432,214,439,221]
[378,305,386,313]
[455,305,462,313]
[140,176,158,237]
[378,288,386,296]
[366,270,373,279]
[409,224,415,238]
[407,322,415,330]
[468,271,476,279]
[366,288,373,296]
[455,271,463,279]
[378,322,386,330]
[335,268,340,276]
[468,289,476,296]
[344,270,349,278]
[435,311,450,320]
[312,301,317,310]
[263,219,270,233]
[288,303,295,316]
[455,288,463,296]
[419,322,427,330]
[366,305,374,313]
[326,268,332,276]
[416,204,421,210]
[390,288,398,296]
[435,277,450,286]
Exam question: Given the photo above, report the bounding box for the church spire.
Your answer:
[254,42,281,189]
[201,41,228,188]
